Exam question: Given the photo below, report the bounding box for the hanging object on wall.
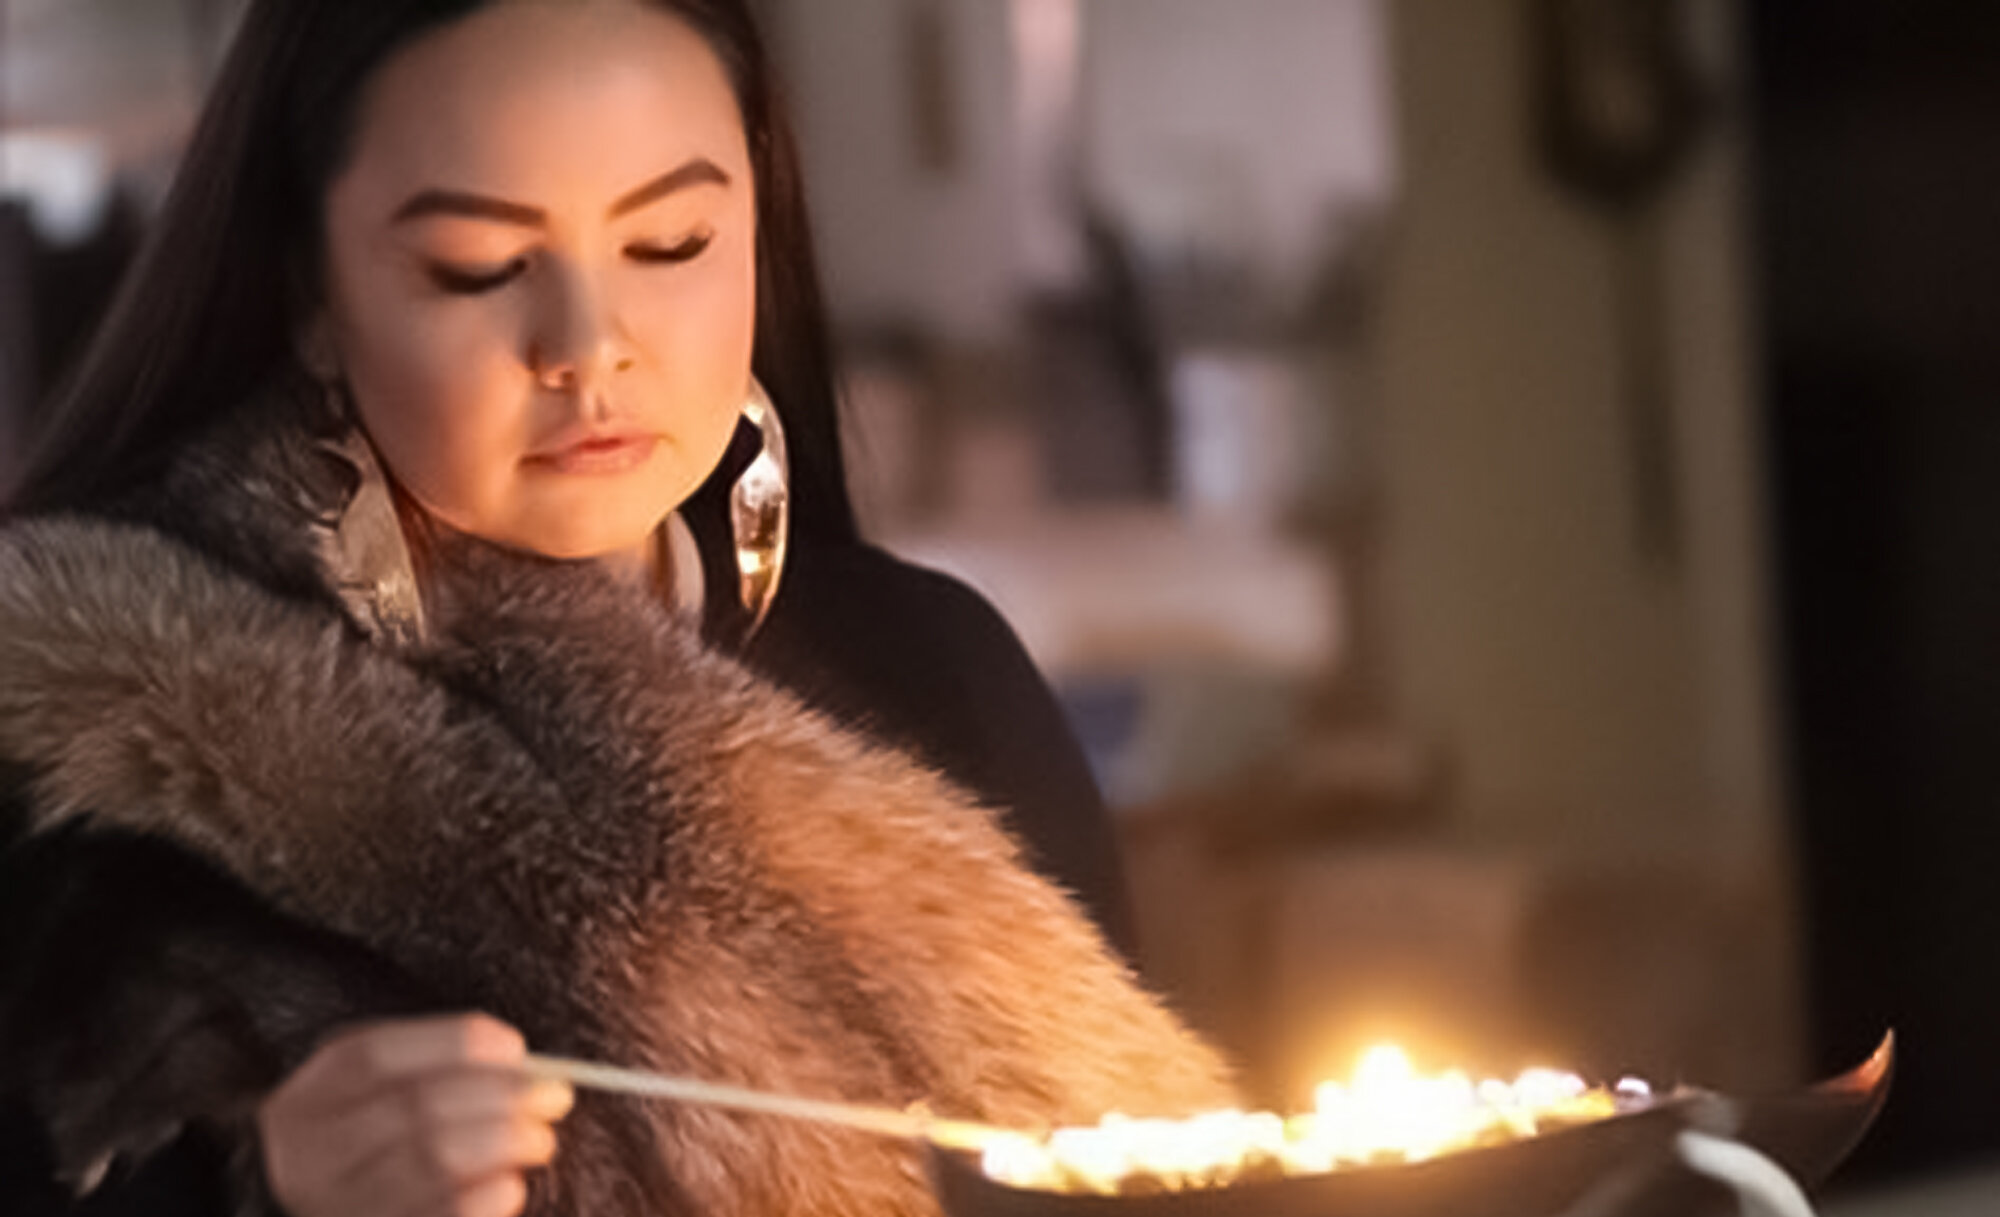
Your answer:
[905,0,961,175]
[1534,0,1707,207]
[1532,0,1715,569]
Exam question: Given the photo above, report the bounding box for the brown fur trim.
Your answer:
[0,515,1235,1216]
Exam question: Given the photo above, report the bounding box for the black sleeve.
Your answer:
[1,1128,235,1217]
[0,777,435,1215]
[743,543,1140,964]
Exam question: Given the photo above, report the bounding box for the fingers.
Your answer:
[362,1114,556,1217]
[259,1014,575,1217]
[285,1013,527,1115]
[310,1069,573,1185]
[452,1174,531,1217]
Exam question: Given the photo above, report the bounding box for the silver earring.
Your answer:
[308,379,427,646]
[733,379,790,636]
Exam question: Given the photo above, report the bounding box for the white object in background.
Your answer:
[1676,1130,1819,1217]
[1170,348,1313,534]
[0,131,112,246]
[883,507,1339,679]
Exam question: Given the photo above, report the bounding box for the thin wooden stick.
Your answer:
[522,1054,1022,1154]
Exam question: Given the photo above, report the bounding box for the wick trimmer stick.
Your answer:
[522,1054,1023,1154]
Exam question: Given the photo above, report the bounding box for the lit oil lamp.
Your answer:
[930,1035,1893,1217]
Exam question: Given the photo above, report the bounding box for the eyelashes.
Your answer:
[627,232,714,266]
[427,232,715,296]
[430,258,528,295]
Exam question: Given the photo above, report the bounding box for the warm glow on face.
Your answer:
[981,1044,1652,1195]
[320,2,756,562]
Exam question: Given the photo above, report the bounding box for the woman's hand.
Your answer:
[258,1014,574,1217]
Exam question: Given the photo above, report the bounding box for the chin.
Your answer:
[468,509,653,564]
[490,489,679,564]
[515,528,656,563]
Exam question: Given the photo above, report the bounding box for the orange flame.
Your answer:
[982,1044,1649,1195]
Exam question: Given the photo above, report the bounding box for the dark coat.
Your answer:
[0,402,1235,1216]
[740,542,1142,967]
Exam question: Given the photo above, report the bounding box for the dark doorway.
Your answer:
[1749,1,2000,1182]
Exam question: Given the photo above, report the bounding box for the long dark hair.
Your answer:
[3,0,858,549]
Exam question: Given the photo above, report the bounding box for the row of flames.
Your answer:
[981,1045,1656,1195]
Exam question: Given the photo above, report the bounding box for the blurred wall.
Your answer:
[1,0,227,168]
[778,0,1789,864]
[1080,0,1395,304]
[777,0,1396,347]
[1373,0,1785,864]
[777,0,1024,344]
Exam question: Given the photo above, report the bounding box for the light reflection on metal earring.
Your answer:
[733,379,790,636]
[307,377,427,646]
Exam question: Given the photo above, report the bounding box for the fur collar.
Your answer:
[0,396,1235,1214]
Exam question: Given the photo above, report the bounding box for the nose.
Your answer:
[528,264,636,396]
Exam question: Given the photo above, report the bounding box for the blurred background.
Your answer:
[5,1,1999,1210]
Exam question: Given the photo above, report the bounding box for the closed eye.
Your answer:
[627,232,713,266]
[429,257,528,295]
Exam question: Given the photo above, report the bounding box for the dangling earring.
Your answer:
[733,378,790,636]
[307,377,427,646]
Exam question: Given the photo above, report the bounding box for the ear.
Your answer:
[286,237,341,383]
[294,312,341,385]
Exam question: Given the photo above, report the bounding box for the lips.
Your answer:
[526,433,661,476]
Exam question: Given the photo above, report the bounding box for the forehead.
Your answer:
[340,1,748,207]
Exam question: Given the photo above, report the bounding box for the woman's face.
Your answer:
[316,0,757,560]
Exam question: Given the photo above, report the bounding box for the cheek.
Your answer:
[627,237,758,452]
[337,293,530,517]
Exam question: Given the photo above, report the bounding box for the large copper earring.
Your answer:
[733,379,790,636]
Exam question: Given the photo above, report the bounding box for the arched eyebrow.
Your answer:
[391,158,733,227]
[608,159,731,218]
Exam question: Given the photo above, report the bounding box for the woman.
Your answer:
[0,2,1235,1216]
